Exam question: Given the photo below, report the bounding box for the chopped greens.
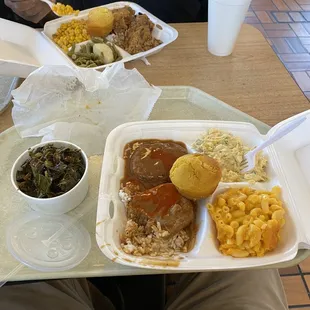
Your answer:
[16,144,85,198]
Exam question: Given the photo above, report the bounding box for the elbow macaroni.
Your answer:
[207,186,285,258]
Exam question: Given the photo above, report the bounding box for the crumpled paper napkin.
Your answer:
[11,63,161,155]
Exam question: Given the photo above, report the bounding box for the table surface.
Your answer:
[128,23,310,127]
[1,23,309,281]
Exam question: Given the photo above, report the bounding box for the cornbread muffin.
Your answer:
[170,154,222,200]
[87,7,114,37]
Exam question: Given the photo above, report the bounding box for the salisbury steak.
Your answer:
[127,183,195,235]
[130,141,187,187]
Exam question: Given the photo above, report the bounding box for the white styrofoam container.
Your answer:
[0,2,178,78]
[96,111,310,270]
[43,2,178,71]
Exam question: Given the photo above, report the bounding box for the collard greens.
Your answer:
[16,144,85,198]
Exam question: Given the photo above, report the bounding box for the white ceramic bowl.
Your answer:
[11,140,89,215]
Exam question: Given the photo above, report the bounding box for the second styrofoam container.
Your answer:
[0,2,178,77]
[42,1,178,71]
[96,116,310,271]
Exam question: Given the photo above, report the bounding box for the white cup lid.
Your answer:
[6,212,91,272]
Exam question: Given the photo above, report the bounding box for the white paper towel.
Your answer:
[11,64,161,155]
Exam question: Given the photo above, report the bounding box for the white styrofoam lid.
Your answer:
[267,109,310,246]
[0,18,70,78]
[6,212,91,272]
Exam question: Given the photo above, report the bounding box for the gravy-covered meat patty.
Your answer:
[129,141,187,187]
[127,183,195,235]
[120,139,197,257]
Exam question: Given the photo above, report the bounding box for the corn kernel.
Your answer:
[52,19,90,51]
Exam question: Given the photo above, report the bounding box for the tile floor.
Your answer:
[245,0,310,100]
[245,2,310,306]
[280,260,310,308]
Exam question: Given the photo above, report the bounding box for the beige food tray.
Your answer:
[0,86,308,282]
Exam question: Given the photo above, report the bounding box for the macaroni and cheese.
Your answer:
[52,3,79,16]
[208,186,285,258]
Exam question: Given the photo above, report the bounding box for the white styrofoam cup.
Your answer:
[208,0,252,56]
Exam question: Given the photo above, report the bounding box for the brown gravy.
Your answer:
[122,139,188,191]
[130,183,182,217]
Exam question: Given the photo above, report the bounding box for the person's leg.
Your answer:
[166,269,288,310]
[0,278,115,310]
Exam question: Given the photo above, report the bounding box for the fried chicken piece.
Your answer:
[112,6,162,54]
[113,6,135,37]
[124,14,161,54]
